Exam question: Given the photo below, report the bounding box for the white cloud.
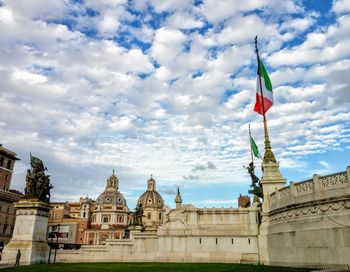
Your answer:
[165,12,204,30]
[200,0,266,23]
[268,15,350,67]
[150,27,187,66]
[332,0,350,14]
[12,69,47,84]
[0,0,349,209]
[216,15,281,46]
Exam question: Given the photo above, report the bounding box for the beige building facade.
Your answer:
[0,145,23,245]
[48,171,131,247]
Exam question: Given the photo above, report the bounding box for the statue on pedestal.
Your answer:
[245,162,263,202]
[24,154,53,203]
[133,203,143,226]
[2,154,53,265]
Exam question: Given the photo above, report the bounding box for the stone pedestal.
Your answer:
[1,199,51,265]
[260,161,286,213]
[258,160,286,265]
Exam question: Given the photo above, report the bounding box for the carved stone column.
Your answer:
[1,199,51,265]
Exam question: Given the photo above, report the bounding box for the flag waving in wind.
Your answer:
[250,135,261,159]
[254,58,273,115]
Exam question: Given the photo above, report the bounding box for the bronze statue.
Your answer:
[133,203,143,226]
[245,162,263,201]
[24,154,53,202]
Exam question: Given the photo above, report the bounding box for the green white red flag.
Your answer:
[250,135,261,159]
[254,58,273,115]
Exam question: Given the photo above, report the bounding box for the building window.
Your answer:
[231,238,234,244]
[216,238,218,244]
[103,216,109,223]
[147,212,151,219]
[248,238,250,244]
[159,213,162,220]
[83,212,86,218]
[5,174,8,181]
[2,185,5,190]
[3,225,7,234]
[0,157,4,166]
[199,238,201,244]
[6,160,11,169]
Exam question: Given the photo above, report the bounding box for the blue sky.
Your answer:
[1,0,349,210]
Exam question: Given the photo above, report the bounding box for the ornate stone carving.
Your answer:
[320,173,348,188]
[16,208,49,218]
[295,179,314,194]
[279,187,291,198]
[269,200,350,223]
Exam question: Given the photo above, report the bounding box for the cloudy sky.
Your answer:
[1,0,349,209]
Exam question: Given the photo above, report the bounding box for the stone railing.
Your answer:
[269,166,350,211]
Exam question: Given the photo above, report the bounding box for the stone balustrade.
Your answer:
[269,166,350,211]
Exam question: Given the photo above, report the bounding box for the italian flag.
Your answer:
[254,58,273,115]
[250,135,261,159]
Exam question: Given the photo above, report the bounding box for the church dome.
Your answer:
[96,171,127,207]
[137,176,164,209]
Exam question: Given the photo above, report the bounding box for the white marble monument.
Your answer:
[1,199,51,265]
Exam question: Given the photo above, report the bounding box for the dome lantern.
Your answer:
[106,169,119,190]
[147,175,155,191]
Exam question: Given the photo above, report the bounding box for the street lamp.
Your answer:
[47,225,57,264]
[53,224,60,264]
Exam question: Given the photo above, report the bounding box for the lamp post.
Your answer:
[47,225,57,264]
[53,224,60,264]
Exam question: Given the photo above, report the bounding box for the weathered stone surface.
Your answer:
[263,167,350,269]
[53,205,260,264]
[1,199,51,265]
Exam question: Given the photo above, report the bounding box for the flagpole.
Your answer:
[249,123,254,164]
[254,36,276,163]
